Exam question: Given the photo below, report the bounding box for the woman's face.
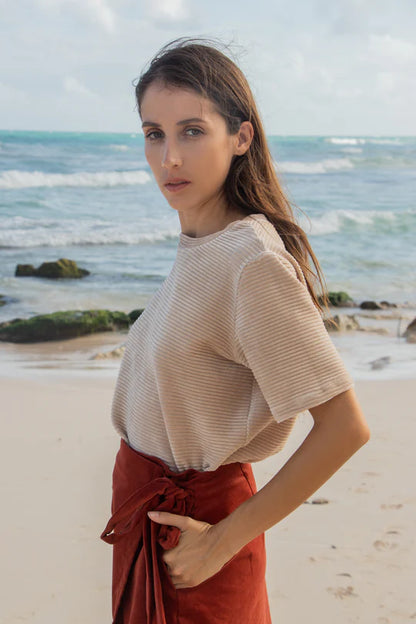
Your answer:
[140,82,242,216]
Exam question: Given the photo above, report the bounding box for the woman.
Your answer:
[101,37,370,624]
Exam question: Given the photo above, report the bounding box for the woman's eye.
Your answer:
[185,127,203,137]
[145,130,162,140]
[144,128,202,140]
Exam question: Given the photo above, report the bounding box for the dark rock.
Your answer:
[37,258,90,278]
[324,314,360,332]
[15,264,36,276]
[15,258,90,279]
[369,356,391,370]
[403,317,416,343]
[380,300,397,308]
[319,291,355,307]
[0,309,131,343]
[360,301,383,310]
[128,309,144,323]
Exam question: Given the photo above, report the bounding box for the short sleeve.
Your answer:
[234,251,354,423]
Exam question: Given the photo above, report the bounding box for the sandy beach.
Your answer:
[1,352,414,624]
[2,5,416,621]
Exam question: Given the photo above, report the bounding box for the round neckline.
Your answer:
[178,213,268,248]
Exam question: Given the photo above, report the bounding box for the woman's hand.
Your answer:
[147,510,231,589]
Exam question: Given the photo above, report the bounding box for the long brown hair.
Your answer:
[134,37,331,316]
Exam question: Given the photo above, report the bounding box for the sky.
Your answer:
[1,0,415,135]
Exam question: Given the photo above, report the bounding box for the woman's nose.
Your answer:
[161,140,183,169]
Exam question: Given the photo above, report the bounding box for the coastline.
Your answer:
[1,373,415,623]
[0,329,128,379]
[1,300,415,381]
[1,119,415,622]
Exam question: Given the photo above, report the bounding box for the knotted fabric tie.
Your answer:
[101,476,192,549]
[100,439,272,624]
[101,458,195,624]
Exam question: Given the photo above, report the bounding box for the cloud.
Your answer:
[368,33,416,65]
[321,0,372,36]
[2,0,416,133]
[85,0,116,32]
[36,0,117,33]
[376,71,396,95]
[333,85,363,99]
[146,0,189,21]
[286,51,306,79]
[143,0,201,28]
[0,81,27,105]
[63,76,97,98]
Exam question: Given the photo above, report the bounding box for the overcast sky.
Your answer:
[1,0,415,135]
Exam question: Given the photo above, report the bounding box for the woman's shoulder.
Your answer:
[226,213,298,271]
[222,214,307,291]
[223,212,281,254]
[177,212,304,286]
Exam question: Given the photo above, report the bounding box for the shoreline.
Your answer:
[1,374,414,623]
[1,302,415,381]
[0,329,127,379]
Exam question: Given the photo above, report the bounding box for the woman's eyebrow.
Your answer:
[141,117,206,128]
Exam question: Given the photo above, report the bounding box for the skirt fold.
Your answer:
[100,438,272,624]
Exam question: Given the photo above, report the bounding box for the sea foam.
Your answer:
[326,137,404,146]
[299,208,415,235]
[0,216,180,248]
[277,158,354,174]
[326,138,367,145]
[0,169,151,189]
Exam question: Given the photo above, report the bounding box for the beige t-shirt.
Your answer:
[111,213,354,472]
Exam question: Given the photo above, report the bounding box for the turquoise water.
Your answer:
[1,130,415,317]
[0,130,415,380]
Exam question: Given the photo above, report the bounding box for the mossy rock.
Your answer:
[360,300,383,310]
[0,309,131,343]
[15,264,37,276]
[15,258,90,279]
[0,294,7,307]
[128,309,144,323]
[319,291,354,307]
[403,317,416,342]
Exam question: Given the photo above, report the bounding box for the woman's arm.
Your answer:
[148,386,370,587]
[214,386,370,557]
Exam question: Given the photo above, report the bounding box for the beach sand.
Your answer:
[1,363,415,623]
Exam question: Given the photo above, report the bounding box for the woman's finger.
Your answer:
[148,510,191,531]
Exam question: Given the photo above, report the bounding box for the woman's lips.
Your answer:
[164,181,190,193]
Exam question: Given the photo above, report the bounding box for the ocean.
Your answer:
[0,130,415,380]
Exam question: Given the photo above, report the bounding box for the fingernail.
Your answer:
[148,511,159,518]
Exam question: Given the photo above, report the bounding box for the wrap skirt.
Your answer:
[100,438,272,624]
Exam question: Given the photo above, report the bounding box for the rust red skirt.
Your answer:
[100,438,271,624]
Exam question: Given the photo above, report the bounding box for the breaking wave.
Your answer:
[0,169,151,189]
[277,158,354,174]
[0,216,179,248]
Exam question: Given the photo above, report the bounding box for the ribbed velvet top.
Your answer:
[111,213,354,472]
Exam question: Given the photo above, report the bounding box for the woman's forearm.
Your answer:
[215,397,370,558]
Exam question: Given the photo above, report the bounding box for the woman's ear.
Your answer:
[234,121,254,156]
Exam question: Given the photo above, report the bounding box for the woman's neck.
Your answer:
[178,206,247,239]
